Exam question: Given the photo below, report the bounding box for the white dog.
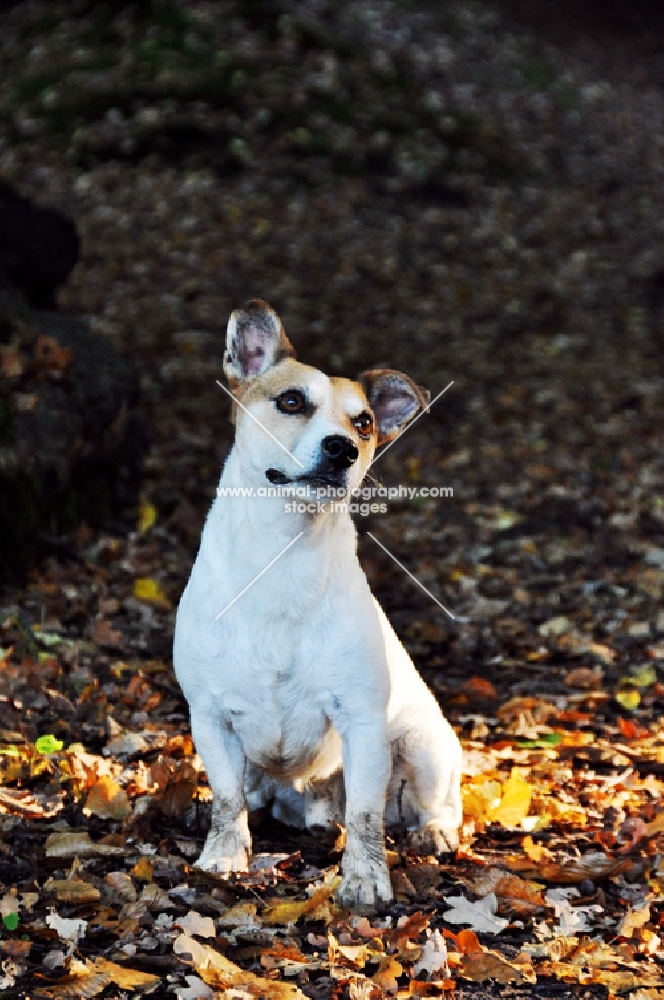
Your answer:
[173,300,462,907]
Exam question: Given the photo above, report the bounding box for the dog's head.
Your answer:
[224,300,430,494]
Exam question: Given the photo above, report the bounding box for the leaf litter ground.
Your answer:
[1,476,663,999]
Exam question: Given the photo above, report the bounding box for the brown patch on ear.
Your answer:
[223,299,296,396]
[359,369,430,445]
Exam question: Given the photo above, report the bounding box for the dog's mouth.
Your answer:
[266,468,347,488]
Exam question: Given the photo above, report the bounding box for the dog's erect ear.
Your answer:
[223,299,296,389]
[359,369,431,446]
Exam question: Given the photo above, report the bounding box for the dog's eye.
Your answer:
[354,412,374,439]
[276,390,305,414]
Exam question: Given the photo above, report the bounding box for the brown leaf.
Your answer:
[34,957,159,997]
[173,933,307,998]
[43,879,101,904]
[92,618,124,649]
[150,757,198,817]
[84,775,131,820]
[372,956,403,993]
[45,831,125,858]
[460,951,534,985]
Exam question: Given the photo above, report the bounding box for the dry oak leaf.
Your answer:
[44,879,101,904]
[83,775,131,820]
[263,880,338,926]
[506,850,631,883]
[173,932,306,998]
[176,910,216,938]
[443,893,509,935]
[372,956,404,993]
[460,950,536,986]
[150,757,198,817]
[45,830,125,858]
[34,956,159,997]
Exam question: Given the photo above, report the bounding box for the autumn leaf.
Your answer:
[263,880,338,926]
[45,830,125,858]
[34,957,159,997]
[44,879,101,904]
[133,577,171,608]
[137,495,158,534]
[443,893,509,934]
[83,775,131,820]
[173,933,307,998]
[460,950,536,985]
[488,770,532,827]
[372,956,403,992]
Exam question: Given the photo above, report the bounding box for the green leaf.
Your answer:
[34,734,64,754]
[517,733,562,749]
[2,912,19,931]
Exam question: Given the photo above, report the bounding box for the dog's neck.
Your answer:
[209,444,359,568]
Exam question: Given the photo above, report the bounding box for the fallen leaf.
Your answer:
[137,495,158,534]
[45,830,125,858]
[460,950,535,985]
[84,775,131,820]
[619,903,651,938]
[488,770,532,827]
[176,911,217,939]
[414,929,449,979]
[373,956,403,992]
[173,933,306,998]
[133,578,171,608]
[44,879,101,904]
[45,912,88,943]
[34,956,159,997]
[263,881,338,926]
[443,893,509,934]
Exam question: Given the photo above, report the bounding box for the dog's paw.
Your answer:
[409,819,459,855]
[337,867,393,910]
[195,822,250,875]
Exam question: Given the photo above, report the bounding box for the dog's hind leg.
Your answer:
[389,693,462,854]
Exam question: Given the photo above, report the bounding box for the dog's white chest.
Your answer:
[224,647,333,777]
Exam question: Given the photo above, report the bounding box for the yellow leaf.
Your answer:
[130,856,154,882]
[173,933,306,998]
[133,578,171,608]
[615,689,640,711]
[488,771,532,828]
[83,776,131,820]
[137,495,158,534]
[373,955,403,992]
[263,881,338,926]
[522,836,548,863]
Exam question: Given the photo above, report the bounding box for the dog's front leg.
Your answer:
[190,708,250,874]
[338,721,392,908]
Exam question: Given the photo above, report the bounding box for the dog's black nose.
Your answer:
[322,435,359,468]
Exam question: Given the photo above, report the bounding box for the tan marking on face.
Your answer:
[232,362,376,479]
[329,377,377,460]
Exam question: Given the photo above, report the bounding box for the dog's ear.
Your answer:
[224,299,296,389]
[359,369,430,446]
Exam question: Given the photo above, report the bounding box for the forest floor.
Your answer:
[0,1,663,998]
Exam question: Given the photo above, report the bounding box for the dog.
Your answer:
[173,299,462,907]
